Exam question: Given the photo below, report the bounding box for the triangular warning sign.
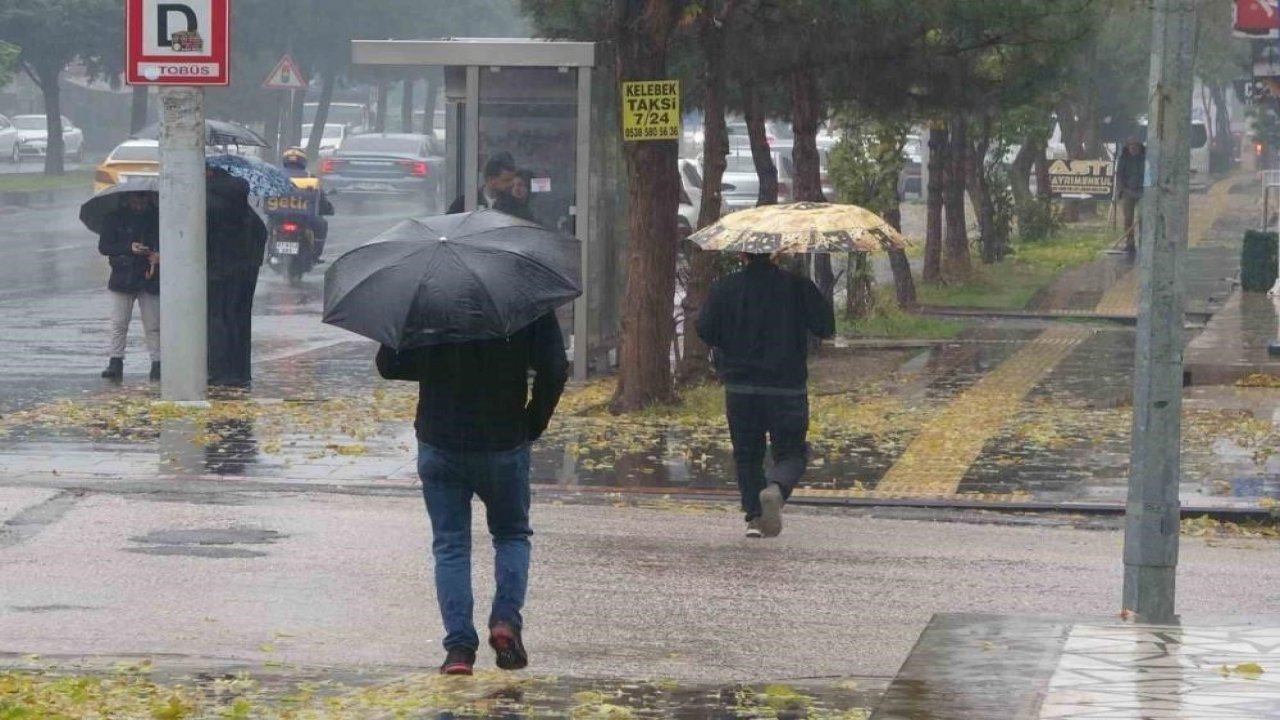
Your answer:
[263,55,306,90]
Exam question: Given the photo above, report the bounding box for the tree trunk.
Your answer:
[678,8,732,387]
[610,4,683,413]
[743,84,778,206]
[32,64,64,175]
[968,116,999,264]
[1033,139,1051,198]
[845,252,875,319]
[1010,139,1036,210]
[423,72,441,134]
[375,81,389,133]
[305,68,337,160]
[943,113,971,280]
[790,68,834,303]
[130,86,149,134]
[883,202,917,307]
[400,79,415,133]
[923,123,946,283]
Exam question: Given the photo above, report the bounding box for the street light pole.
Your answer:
[158,86,208,401]
[1122,0,1197,624]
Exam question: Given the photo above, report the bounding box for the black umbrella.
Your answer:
[79,177,159,234]
[323,210,581,349]
[133,119,268,148]
[79,172,267,238]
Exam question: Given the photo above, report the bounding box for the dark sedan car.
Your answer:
[319,133,444,210]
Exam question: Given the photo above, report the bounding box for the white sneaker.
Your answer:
[745,519,763,538]
[758,485,784,538]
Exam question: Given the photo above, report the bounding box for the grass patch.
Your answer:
[0,170,94,193]
[840,288,970,339]
[916,226,1113,310]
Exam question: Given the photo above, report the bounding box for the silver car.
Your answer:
[12,115,84,163]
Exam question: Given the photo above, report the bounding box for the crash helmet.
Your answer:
[281,147,308,169]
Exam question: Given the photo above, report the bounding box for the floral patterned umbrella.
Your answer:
[689,201,910,254]
[205,154,296,198]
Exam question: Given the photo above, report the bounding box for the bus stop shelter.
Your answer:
[350,38,626,381]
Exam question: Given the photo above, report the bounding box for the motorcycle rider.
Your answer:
[277,147,332,264]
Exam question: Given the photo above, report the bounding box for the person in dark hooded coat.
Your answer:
[206,168,268,388]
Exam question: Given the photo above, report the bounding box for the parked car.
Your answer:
[94,139,160,193]
[12,114,83,163]
[300,123,346,157]
[0,115,19,162]
[700,148,796,210]
[677,158,732,238]
[319,133,444,206]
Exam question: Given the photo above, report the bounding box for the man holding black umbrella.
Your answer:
[97,191,161,381]
[376,312,567,675]
[325,210,579,674]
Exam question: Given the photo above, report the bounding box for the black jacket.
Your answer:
[696,260,835,391]
[447,189,490,215]
[98,207,160,295]
[376,313,569,452]
[1117,146,1146,199]
[207,172,268,280]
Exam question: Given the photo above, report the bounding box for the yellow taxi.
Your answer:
[94,139,160,193]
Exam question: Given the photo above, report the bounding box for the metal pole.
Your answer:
[574,66,592,381]
[1122,0,1197,623]
[158,87,208,401]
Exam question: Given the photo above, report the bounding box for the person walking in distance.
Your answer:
[376,311,568,675]
[97,192,161,381]
[695,253,835,538]
[1117,137,1146,253]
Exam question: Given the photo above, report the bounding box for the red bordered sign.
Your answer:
[1236,0,1279,39]
[126,0,230,85]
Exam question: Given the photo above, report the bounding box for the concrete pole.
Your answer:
[158,87,208,401]
[1122,0,1197,623]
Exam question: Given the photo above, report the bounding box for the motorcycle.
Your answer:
[265,177,333,284]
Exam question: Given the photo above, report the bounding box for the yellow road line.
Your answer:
[867,324,1093,497]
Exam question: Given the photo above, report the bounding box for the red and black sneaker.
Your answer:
[440,646,476,675]
[488,622,529,671]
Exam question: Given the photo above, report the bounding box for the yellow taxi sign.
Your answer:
[622,80,681,142]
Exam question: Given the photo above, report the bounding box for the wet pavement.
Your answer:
[873,613,1280,720]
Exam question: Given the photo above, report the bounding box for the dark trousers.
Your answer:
[1121,195,1140,250]
[208,268,259,387]
[726,390,809,521]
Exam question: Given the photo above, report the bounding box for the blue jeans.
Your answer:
[418,442,532,652]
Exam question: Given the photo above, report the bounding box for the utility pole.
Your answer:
[158,87,208,401]
[1122,0,1197,623]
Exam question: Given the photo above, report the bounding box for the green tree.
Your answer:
[0,0,121,174]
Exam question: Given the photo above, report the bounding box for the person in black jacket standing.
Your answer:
[1117,137,1146,254]
[376,312,568,676]
[696,253,835,538]
[97,192,161,381]
[206,168,268,388]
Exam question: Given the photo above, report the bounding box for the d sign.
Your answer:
[127,0,230,85]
